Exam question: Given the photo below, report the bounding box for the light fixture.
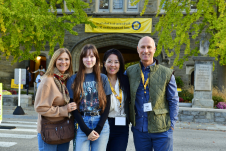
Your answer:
[37,56,41,60]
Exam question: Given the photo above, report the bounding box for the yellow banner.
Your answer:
[0,83,2,122]
[85,18,152,33]
[11,79,23,89]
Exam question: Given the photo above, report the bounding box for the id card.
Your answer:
[143,103,152,112]
[115,116,126,126]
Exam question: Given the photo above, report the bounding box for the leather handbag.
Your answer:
[41,116,75,145]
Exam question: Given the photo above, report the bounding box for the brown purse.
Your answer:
[41,116,75,145]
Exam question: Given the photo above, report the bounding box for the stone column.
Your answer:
[192,57,215,108]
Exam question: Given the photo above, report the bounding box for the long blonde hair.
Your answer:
[45,48,73,76]
[72,44,107,113]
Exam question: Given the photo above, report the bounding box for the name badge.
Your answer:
[115,116,126,126]
[143,103,152,112]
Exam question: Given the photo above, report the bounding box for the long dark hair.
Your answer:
[72,44,106,112]
[26,66,30,71]
[39,65,43,69]
[102,48,129,92]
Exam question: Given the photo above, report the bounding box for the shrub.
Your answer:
[179,97,184,102]
[175,76,184,88]
[178,90,193,103]
[125,61,139,70]
[212,96,224,106]
[8,90,17,95]
[216,102,226,109]
[212,87,226,103]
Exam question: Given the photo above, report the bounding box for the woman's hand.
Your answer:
[67,102,77,112]
[87,130,99,141]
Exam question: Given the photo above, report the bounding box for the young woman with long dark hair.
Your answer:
[102,48,130,151]
[67,44,112,151]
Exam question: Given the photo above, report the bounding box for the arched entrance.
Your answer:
[29,54,47,86]
[71,34,151,71]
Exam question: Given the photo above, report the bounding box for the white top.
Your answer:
[35,74,43,88]
[108,78,125,118]
[33,68,45,73]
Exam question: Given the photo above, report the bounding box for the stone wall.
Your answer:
[179,107,226,125]
[0,56,27,88]
[0,0,220,88]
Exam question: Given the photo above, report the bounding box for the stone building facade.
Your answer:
[0,0,219,88]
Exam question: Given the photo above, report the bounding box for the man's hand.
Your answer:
[87,130,99,141]
[171,127,174,131]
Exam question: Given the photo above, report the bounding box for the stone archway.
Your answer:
[71,33,143,72]
[185,64,194,85]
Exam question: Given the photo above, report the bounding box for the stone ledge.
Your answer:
[3,95,32,108]
[180,107,226,113]
[178,107,226,125]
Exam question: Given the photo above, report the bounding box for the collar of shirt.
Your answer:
[140,60,156,72]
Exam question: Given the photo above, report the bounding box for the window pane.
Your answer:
[46,0,64,9]
[113,0,123,9]
[99,0,109,9]
[128,0,137,9]
[191,0,198,9]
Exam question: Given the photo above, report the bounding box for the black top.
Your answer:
[70,95,110,136]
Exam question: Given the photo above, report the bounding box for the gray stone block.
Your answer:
[183,111,191,115]
[199,112,205,115]
[206,112,214,120]
[222,113,226,118]
[194,119,213,123]
[3,94,32,107]
[192,99,214,109]
[180,115,194,122]
[191,111,199,116]
[215,117,225,122]
[215,112,222,117]
[195,115,205,119]
[3,95,18,106]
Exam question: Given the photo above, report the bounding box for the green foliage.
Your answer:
[135,0,226,68]
[212,96,224,106]
[0,0,94,63]
[178,90,193,102]
[125,61,139,70]
[175,76,184,88]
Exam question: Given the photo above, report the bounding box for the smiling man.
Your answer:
[125,36,179,151]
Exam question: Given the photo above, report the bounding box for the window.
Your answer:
[113,0,123,10]
[99,0,109,9]
[127,0,138,11]
[96,0,139,13]
[190,0,198,9]
[47,0,68,14]
[159,0,198,14]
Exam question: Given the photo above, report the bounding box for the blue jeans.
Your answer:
[132,126,173,151]
[76,115,110,151]
[37,133,70,151]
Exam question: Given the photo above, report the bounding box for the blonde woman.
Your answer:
[34,48,77,151]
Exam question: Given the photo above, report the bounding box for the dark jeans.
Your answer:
[106,118,129,151]
[24,84,29,95]
[132,126,174,151]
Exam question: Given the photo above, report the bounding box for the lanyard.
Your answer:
[139,64,149,94]
[108,78,123,107]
